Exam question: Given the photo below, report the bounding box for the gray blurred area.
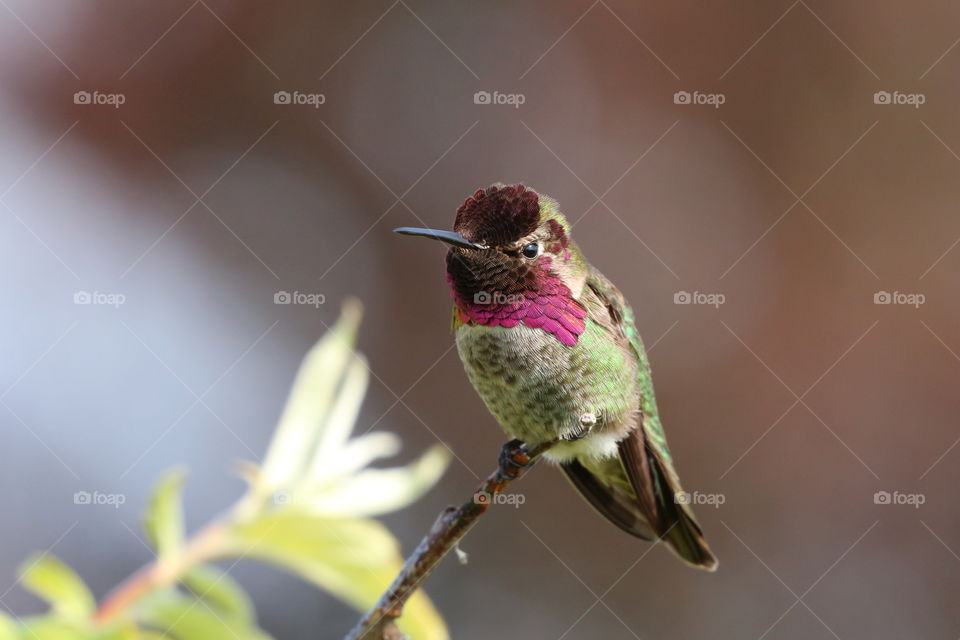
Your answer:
[2,1,960,638]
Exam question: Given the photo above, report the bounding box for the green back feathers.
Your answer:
[584,266,672,465]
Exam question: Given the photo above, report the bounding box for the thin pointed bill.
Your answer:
[394,227,488,250]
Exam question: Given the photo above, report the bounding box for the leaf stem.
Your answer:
[93,520,229,625]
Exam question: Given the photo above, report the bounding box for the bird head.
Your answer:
[396,184,588,345]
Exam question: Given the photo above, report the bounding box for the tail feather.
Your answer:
[561,459,656,540]
[619,429,718,571]
[560,429,717,571]
[649,452,718,570]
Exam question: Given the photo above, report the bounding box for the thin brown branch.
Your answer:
[343,438,557,640]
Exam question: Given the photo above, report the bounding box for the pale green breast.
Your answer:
[454,318,640,452]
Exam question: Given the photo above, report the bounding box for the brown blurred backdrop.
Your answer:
[1,1,959,638]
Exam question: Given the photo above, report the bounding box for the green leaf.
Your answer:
[182,566,254,626]
[137,590,270,640]
[143,468,187,558]
[226,512,448,640]
[17,617,86,640]
[260,300,362,491]
[302,444,451,517]
[312,431,402,482]
[95,622,141,640]
[16,616,139,640]
[303,353,369,485]
[0,612,19,640]
[18,554,95,619]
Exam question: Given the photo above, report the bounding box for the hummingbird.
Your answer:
[396,184,717,570]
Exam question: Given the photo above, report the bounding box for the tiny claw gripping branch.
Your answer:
[343,438,556,640]
[497,439,536,480]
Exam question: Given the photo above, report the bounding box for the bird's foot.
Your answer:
[560,412,599,442]
[499,439,537,479]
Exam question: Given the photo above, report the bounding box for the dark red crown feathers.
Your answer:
[453,184,540,246]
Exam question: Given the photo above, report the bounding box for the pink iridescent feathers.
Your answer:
[446,184,587,346]
[447,267,588,346]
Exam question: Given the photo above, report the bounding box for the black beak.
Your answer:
[394,227,489,250]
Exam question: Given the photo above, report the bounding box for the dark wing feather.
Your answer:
[587,265,718,571]
[561,460,655,540]
[618,428,717,570]
[616,427,662,533]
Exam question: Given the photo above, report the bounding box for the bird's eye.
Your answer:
[521,242,541,259]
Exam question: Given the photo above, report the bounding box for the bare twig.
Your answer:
[343,438,557,640]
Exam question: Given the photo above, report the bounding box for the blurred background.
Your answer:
[1,1,959,638]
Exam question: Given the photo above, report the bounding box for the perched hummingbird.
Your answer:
[396,184,717,570]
